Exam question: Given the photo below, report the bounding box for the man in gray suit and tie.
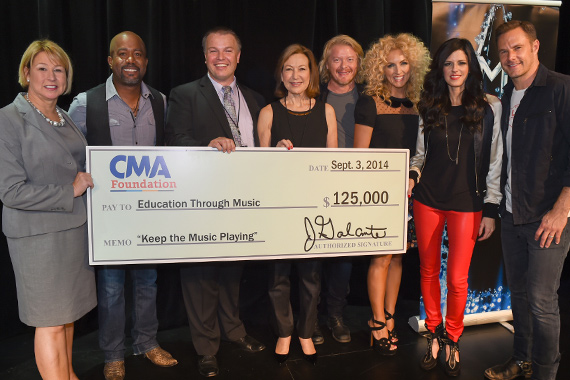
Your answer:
[69,31,177,380]
[165,26,266,377]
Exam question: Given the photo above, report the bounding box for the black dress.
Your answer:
[268,98,327,338]
[354,94,418,153]
[355,94,419,247]
[270,99,328,148]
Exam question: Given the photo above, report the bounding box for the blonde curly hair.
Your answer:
[362,33,430,106]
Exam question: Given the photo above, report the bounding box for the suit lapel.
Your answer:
[61,110,88,146]
[15,94,82,155]
[199,76,233,138]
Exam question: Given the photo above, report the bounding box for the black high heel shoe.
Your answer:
[384,309,398,343]
[302,352,318,365]
[300,338,318,365]
[274,337,290,365]
[274,352,289,364]
[441,331,460,377]
[420,322,443,371]
[369,318,397,356]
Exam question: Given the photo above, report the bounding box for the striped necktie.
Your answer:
[222,86,242,147]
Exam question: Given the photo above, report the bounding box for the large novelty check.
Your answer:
[87,147,409,265]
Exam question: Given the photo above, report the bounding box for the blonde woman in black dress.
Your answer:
[353,33,430,355]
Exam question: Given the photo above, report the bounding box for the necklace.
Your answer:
[131,96,140,117]
[284,97,312,146]
[445,116,463,165]
[24,93,65,127]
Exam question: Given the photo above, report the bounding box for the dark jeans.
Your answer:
[322,258,352,318]
[501,212,570,380]
[97,266,159,362]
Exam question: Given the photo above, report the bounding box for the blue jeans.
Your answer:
[97,265,159,362]
[322,258,352,318]
[501,212,570,380]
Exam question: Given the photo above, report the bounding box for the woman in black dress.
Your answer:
[409,38,502,376]
[258,44,337,364]
[353,33,430,355]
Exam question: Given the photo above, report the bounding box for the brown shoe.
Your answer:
[103,360,125,380]
[484,357,532,379]
[144,346,178,367]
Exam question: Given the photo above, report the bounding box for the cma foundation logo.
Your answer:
[109,155,177,192]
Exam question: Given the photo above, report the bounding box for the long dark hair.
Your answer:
[418,38,486,132]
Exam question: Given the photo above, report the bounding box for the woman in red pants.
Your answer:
[408,38,502,377]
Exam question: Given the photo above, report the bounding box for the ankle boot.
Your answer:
[441,330,461,377]
[420,322,443,370]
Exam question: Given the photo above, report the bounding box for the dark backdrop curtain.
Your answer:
[0,0,431,109]
[0,0,564,341]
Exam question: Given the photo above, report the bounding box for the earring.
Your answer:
[27,79,30,82]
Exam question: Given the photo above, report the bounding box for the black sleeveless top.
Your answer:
[270,99,328,148]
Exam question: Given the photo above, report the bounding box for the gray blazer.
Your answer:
[0,94,87,238]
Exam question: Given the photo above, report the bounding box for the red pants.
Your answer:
[414,200,482,342]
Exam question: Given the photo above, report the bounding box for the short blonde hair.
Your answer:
[18,39,73,95]
[362,33,430,106]
[318,35,364,84]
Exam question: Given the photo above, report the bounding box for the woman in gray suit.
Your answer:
[0,40,96,379]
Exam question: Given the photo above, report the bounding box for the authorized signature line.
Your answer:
[310,236,398,241]
[304,215,389,252]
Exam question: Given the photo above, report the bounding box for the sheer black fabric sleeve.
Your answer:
[354,94,376,127]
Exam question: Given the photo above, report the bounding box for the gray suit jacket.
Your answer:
[0,94,87,238]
